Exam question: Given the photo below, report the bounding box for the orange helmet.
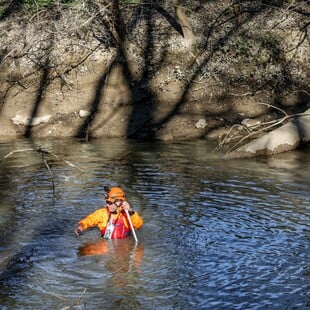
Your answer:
[105,187,125,203]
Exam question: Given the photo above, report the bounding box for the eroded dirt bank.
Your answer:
[0,1,309,148]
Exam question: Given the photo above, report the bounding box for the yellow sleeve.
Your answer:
[130,212,143,229]
[79,208,107,231]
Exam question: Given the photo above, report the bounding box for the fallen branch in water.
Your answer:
[0,146,84,172]
[36,146,84,172]
[62,288,87,309]
[0,148,33,164]
[55,287,87,309]
[216,103,310,155]
[42,154,55,193]
[0,146,84,194]
[75,288,87,306]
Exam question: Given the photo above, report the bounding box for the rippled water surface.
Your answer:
[0,138,309,309]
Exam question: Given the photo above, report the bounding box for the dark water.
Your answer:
[0,138,309,309]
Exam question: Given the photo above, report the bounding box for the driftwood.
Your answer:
[216,103,291,152]
[0,146,84,194]
[0,146,83,170]
[223,108,310,159]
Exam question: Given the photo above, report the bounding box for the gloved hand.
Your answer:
[121,201,132,211]
[121,201,135,215]
[75,225,83,236]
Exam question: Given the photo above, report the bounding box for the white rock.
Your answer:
[195,118,207,129]
[11,114,29,125]
[11,113,51,126]
[31,115,52,125]
[79,110,91,118]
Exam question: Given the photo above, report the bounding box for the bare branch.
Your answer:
[257,102,288,116]
[43,157,55,193]
[0,148,34,164]
[223,112,310,155]
[0,146,84,172]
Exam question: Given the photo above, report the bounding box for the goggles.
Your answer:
[106,198,123,205]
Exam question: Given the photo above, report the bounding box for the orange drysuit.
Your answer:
[78,207,143,239]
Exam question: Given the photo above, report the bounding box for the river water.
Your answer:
[0,138,309,309]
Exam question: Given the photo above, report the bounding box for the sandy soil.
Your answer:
[0,57,274,143]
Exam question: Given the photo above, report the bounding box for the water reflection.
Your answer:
[0,138,309,309]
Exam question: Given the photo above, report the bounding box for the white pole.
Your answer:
[125,209,138,243]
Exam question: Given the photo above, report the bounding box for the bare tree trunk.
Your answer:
[111,0,126,46]
[172,0,195,48]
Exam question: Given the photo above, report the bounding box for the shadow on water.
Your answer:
[0,138,309,308]
[0,216,70,304]
[0,140,71,305]
[0,138,152,307]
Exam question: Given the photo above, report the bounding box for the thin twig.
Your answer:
[229,91,262,97]
[43,157,55,193]
[293,89,310,97]
[72,288,87,307]
[36,147,84,172]
[258,102,288,116]
[215,124,243,151]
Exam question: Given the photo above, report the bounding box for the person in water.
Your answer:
[75,187,143,239]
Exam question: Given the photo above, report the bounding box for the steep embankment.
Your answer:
[0,1,309,154]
